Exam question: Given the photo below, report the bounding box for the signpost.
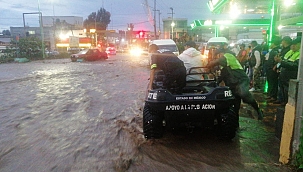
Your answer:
[69,36,79,48]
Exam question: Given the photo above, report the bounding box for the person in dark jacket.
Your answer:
[272,36,292,105]
[274,36,301,105]
[280,36,292,59]
[206,48,264,121]
[248,41,262,91]
[264,39,281,101]
[148,44,186,94]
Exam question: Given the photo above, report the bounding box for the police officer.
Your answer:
[275,36,301,105]
[148,44,186,94]
[206,48,264,120]
[264,39,281,101]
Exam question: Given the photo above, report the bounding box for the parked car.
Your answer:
[45,50,59,57]
[201,37,229,61]
[105,47,116,55]
[68,48,82,54]
[70,48,108,62]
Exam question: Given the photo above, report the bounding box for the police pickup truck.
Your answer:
[143,67,238,140]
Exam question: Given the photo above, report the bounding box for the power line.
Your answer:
[110,20,150,28]
[133,21,150,25]
[0,18,24,19]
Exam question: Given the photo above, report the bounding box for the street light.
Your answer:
[169,7,174,39]
[127,26,131,45]
[94,17,97,47]
[284,0,296,7]
[90,29,96,47]
[171,22,175,39]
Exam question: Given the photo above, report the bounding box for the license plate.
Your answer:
[165,104,216,111]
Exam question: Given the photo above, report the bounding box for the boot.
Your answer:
[257,109,264,120]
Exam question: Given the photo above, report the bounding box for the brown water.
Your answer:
[0,55,293,172]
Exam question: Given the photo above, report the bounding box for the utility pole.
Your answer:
[38,0,45,59]
[153,0,157,39]
[52,1,55,16]
[52,0,56,51]
[158,10,161,38]
[127,23,134,45]
[170,7,174,22]
[95,16,97,47]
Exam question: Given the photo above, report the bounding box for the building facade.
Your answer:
[10,16,94,52]
[162,18,188,40]
[42,16,83,29]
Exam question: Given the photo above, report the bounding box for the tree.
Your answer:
[83,7,111,31]
[15,37,43,60]
[0,36,43,62]
[1,30,11,36]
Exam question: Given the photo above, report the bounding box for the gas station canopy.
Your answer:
[190,19,270,29]
[206,0,303,26]
[207,0,270,14]
[199,0,303,42]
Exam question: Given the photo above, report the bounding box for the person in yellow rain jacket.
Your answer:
[206,48,264,121]
[274,36,301,105]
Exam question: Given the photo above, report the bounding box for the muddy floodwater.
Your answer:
[0,55,293,172]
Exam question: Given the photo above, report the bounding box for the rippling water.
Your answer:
[0,57,292,172]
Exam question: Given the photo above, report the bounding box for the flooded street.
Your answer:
[0,54,293,172]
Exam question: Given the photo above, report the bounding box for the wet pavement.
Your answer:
[0,55,295,172]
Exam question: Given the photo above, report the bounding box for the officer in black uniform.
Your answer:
[264,39,281,101]
[206,48,264,120]
[148,44,186,94]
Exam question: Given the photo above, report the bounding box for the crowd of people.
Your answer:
[232,36,301,106]
[147,36,301,120]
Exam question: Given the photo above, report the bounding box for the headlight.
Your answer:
[130,47,143,56]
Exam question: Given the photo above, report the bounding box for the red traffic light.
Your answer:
[137,30,145,38]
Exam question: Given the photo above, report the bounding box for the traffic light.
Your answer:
[137,30,145,38]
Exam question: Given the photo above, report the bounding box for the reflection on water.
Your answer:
[0,58,292,172]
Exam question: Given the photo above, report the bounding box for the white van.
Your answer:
[149,39,179,56]
[207,37,229,47]
[201,37,229,59]
[148,39,179,65]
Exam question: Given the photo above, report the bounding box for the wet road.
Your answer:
[0,54,293,172]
